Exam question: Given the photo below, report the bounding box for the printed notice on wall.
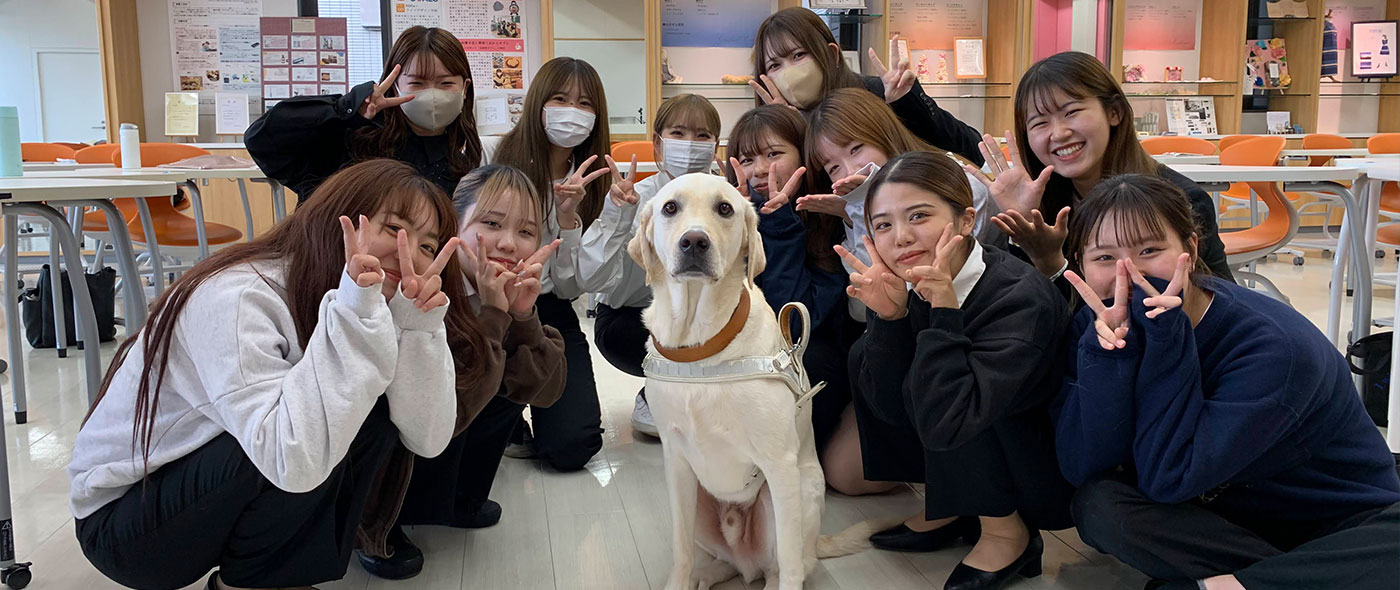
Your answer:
[1123,0,1198,51]
[168,0,262,114]
[260,17,349,111]
[385,0,530,132]
[888,0,986,50]
[165,92,201,136]
[661,0,771,48]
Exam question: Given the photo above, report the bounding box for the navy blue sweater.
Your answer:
[752,199,847,334]
[1053,276,1400,520]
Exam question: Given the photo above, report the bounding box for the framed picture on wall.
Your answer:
[1352,20,1398,79]
[954,37,986,79]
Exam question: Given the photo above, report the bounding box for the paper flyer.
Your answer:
[168,0,262,112]
[260,17,349,110]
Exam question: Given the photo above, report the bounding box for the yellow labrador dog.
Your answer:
[628,174,870,590]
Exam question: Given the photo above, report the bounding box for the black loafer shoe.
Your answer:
[870,516,980,553]
[357,525,424,580]
[944,532,1043,590]
[455,498,503,529]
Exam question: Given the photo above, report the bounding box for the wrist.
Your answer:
[557,212,581,230]
[1032,253,1067,277]
[876,306,908,321]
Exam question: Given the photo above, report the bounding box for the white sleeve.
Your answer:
[543,214,585,299]
[479,135,503,165]
[182,271,398,493]
[383,291,456,458]
[577,197,640,295]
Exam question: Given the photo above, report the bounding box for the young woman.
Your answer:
[719,104,869,498]
[355,165,568,580]
[578,94,721,438]
[967,51,1230,282]
[1055,174,1400,590]
[486,56,612,470]
[69,159,475,590]
[749,7,983,166]
[247,27,483,200]
[842,152,1072,590]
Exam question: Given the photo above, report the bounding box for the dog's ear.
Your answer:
[627,201,660,285]
[742,202,766,287]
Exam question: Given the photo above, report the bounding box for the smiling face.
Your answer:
[456,187,542,280]
[813,133,889,181]
[364,204,443,299]
[396,53,466,95]
[1078,209,1197,301]
[1024,88,1120,185]
[629,174,763,285]
[867,182,975,276]
[735,132,802,197]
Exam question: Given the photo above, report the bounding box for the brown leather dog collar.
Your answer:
[651,290,751,363]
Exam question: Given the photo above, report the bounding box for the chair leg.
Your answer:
[1234,269,1292,305]
[46,235,68,358]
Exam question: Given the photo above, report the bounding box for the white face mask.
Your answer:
[659,138,716,177]
[543,106,596,148]
[398,88,464,131]
[842,161,881,252]
[771,58,825,109]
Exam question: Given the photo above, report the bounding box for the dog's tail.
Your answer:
[816,517,903,559]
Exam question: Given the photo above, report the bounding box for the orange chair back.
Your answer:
[74,144,119,164]
[51,142,90,151]
[112,143,210,167]
[611,141,657,182]
[1218,136,1292,254]
[1218,135,1261,154]
[1369,133,1399,154]
[1141,136,1217,156]
[20,143,76,162]
[1301,133,1353,166]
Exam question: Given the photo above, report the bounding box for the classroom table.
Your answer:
[20,162,116,173]
[1279,148,1373,159]
[1166,164,1373,348]
[1152,154,1220,165]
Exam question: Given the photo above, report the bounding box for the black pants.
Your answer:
[397,394,522,526]
[75,399,397,590]
[593,302,647,378]
[1073,471,1400,588]
[524,292,604,471]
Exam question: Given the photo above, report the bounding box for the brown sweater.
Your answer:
[356,305,566,556]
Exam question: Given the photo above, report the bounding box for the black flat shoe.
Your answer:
[454,498,503,529]
[943,532,1043,590]
[357,525,424,580]
[870,516,980,553]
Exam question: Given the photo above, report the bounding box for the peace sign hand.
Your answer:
[358,64,415,120]
[835,235,909,320]
[505,239,561,319]
[461,236,512,313]
[748,74,793,109]
[867,36,917,103]
[396,230,461,312]
[339,215,386,288]
[604,154,640,207]
[903,224,964,308]
[733,156,805,215]
[965,132,1053,216]
[1124,254,1191,319]
[554,154,610,229]
[1065,260,1132,350]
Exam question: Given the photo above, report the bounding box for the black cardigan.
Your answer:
[245,81,461,201]
[851,245,1073,529]
[860,76,985,167]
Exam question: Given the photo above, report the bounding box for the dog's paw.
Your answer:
[693,559,738,590]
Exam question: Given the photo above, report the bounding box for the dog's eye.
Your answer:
[716,202,733,217]
[662,201,678,216]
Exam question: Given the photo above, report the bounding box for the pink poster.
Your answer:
[1327,0,1387,49]
[1123,0,1198,51]
[889,0,986,50]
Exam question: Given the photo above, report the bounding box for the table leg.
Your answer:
[135,198,166,296]
[4,213,29,424]
[1390,279,1400,453]
[76,200,147,328]
[236,178,255,240]
[9,203,104,404]
[183,180,211,260]
[47,232,68,357]
[1328,208,1350,347]
[1299,182,1373,345]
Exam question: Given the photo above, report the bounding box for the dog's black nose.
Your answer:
[678,231,711,253]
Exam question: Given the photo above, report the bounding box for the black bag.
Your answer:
[19,265,118,349]
[1347,331,1393,427]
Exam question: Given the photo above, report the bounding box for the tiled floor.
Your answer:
[1,252,1393,590]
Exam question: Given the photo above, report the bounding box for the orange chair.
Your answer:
[19,142,76,162]
[1368,133,1399,155]
[611,141,657,182]
[1368,133,1400,251]
[1218,136,1296,301]
[73,144,119,164]
[1278,134,1356,262]
[51,142,90,152]
[1141,136,1217,156]
[1218,134,1261,154]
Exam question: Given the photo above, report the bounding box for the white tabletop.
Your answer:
[1280,148,1372,158]
[0,177,179,203]
[21,162,117,172]
[1357,158,1400,182]
[23,166,267,181]
[1153,154,1220,165]
[1167,164,1362,184]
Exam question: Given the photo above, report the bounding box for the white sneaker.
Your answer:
[631,390,659,438]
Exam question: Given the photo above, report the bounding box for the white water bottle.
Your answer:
[119,123,141,169]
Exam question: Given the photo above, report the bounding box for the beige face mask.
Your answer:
[771,58,824,109]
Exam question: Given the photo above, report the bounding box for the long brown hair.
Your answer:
[452,164,546,239]
[93,159,488,469]
[1014,52,1159,213]
[751,7,864,108]
[349,27,483,177]
[493,57,612,228]
[1064,173,1207,279]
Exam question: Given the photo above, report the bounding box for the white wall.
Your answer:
[0,0,102,142]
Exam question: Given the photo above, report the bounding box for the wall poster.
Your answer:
[888,0,986,51]
[260,17,350,110]
[1123,0,1198,51]
[168,0,262,113]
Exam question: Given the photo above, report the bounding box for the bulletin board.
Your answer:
[167,0,263,113]
[382,0,534,133]
[260,17,350,110]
